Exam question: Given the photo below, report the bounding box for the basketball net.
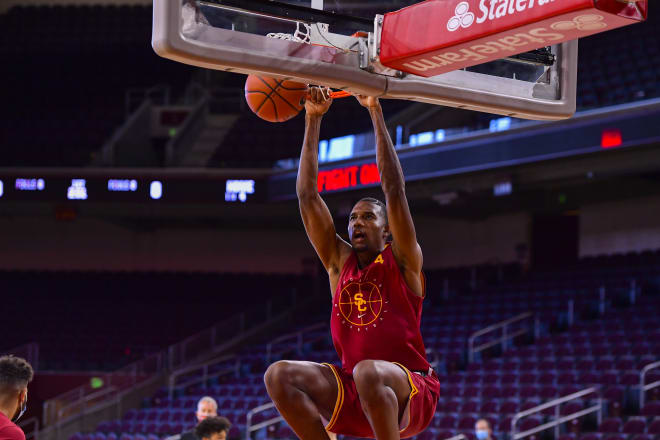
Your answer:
[266,22,312,44]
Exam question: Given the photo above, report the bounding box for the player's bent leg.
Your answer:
[264,360,339,440]
[352,360,413,440]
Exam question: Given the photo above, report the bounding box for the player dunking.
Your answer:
[265,88,439,440]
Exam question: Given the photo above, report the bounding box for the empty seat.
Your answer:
[479,401,498,414]
[438,416,457,429]
[641,401,660,417]
[622,418,646,434]
[458,416,477,430]
[500,401,519,414]
[599,418,622,433]
[647,419,660,434]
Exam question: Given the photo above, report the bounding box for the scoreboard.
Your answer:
[0,176,263,204]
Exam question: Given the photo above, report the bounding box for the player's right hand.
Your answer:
[305,86,333,116]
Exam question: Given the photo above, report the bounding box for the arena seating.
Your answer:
[0,271,310,370]
[0,5,194,167]
[576,12,660,110]
[73,250,660,440]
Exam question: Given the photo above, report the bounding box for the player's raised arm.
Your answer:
[356,95,423,280]
[297,88,350,274]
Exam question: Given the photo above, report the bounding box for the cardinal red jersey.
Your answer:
[0,412,25,440]
[331,244,430,374]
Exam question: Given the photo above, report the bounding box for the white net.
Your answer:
[266,22,312,43]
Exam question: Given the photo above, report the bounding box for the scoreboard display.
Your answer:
[0,177,264,204]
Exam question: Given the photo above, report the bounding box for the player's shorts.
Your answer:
[321,362,440,439]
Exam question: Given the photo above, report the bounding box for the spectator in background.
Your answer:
[0,355,34,440]
[194,416,232,440]
[176,397,219,440]
[475,419,494,440]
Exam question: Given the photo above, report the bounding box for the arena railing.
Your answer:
[164,87,210,165]
[511,387,602,440]
[168,288,304,371]
[124,84,171,120]
[1,342,39,370]
[41,288,311,438]
[265,322,328,364]
[96,84,172,166]
[639,360,660,409]
[167,313,246,371]
[167,354,240,401]
[468,312,539,363]
[245,402,284,440]
[43,351,166,426]
[18,416,39,440]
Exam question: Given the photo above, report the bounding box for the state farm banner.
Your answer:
[379,0,647,77]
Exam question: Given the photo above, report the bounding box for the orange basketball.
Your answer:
[244,75,308,123]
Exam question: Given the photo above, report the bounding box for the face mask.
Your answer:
[476,430,489,440]
[12,392,27,423]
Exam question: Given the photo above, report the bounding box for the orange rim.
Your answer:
[329,90,351,99]
[305,90,351,100]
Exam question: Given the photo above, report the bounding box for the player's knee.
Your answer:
[353,360,383,393]
[264,361,295,396]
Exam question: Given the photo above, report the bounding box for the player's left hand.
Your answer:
[305,86,333,116]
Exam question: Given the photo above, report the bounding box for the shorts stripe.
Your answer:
[392,362,419,400]
[392,362,419,434]
[322,363,345,431]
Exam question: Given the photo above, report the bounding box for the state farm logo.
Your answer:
[551,14,607,32]
[447,2,475,32]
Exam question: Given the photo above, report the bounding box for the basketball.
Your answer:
[244,75,308,123]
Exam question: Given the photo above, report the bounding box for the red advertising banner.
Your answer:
[379,0,647,77]
[317,163,380,193]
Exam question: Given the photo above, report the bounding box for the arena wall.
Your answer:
[1,0,150,13]
[0,211,531,272]
[579,195,660,257]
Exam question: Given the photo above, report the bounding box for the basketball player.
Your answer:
[0,355,33,440]
[264,87,439,440]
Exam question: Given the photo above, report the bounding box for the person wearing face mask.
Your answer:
[475,418,494,440]
[0,355,34,440]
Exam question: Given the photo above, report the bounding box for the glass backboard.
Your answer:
[153,0,578,120]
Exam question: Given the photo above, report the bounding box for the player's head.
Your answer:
[0,355,33,423]
[475,419,492,440]
[348,198,390,252]
[194,416,232,440]
[196,396,218,423]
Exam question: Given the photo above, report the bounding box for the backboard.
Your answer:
[153,0,579,119]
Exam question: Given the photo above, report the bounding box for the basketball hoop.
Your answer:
[266,22,352,100]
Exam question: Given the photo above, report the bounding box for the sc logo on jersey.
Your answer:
[447,2,475,32]
[338,282,383,327]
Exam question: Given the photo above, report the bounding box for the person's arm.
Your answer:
[356,96,423,279]
[297,88,350,274]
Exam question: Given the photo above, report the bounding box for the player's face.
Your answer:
[348,201,388,252]
[196,401,217,422]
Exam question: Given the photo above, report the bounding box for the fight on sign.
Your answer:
[317,163,381,193]
[379,0,647,77]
